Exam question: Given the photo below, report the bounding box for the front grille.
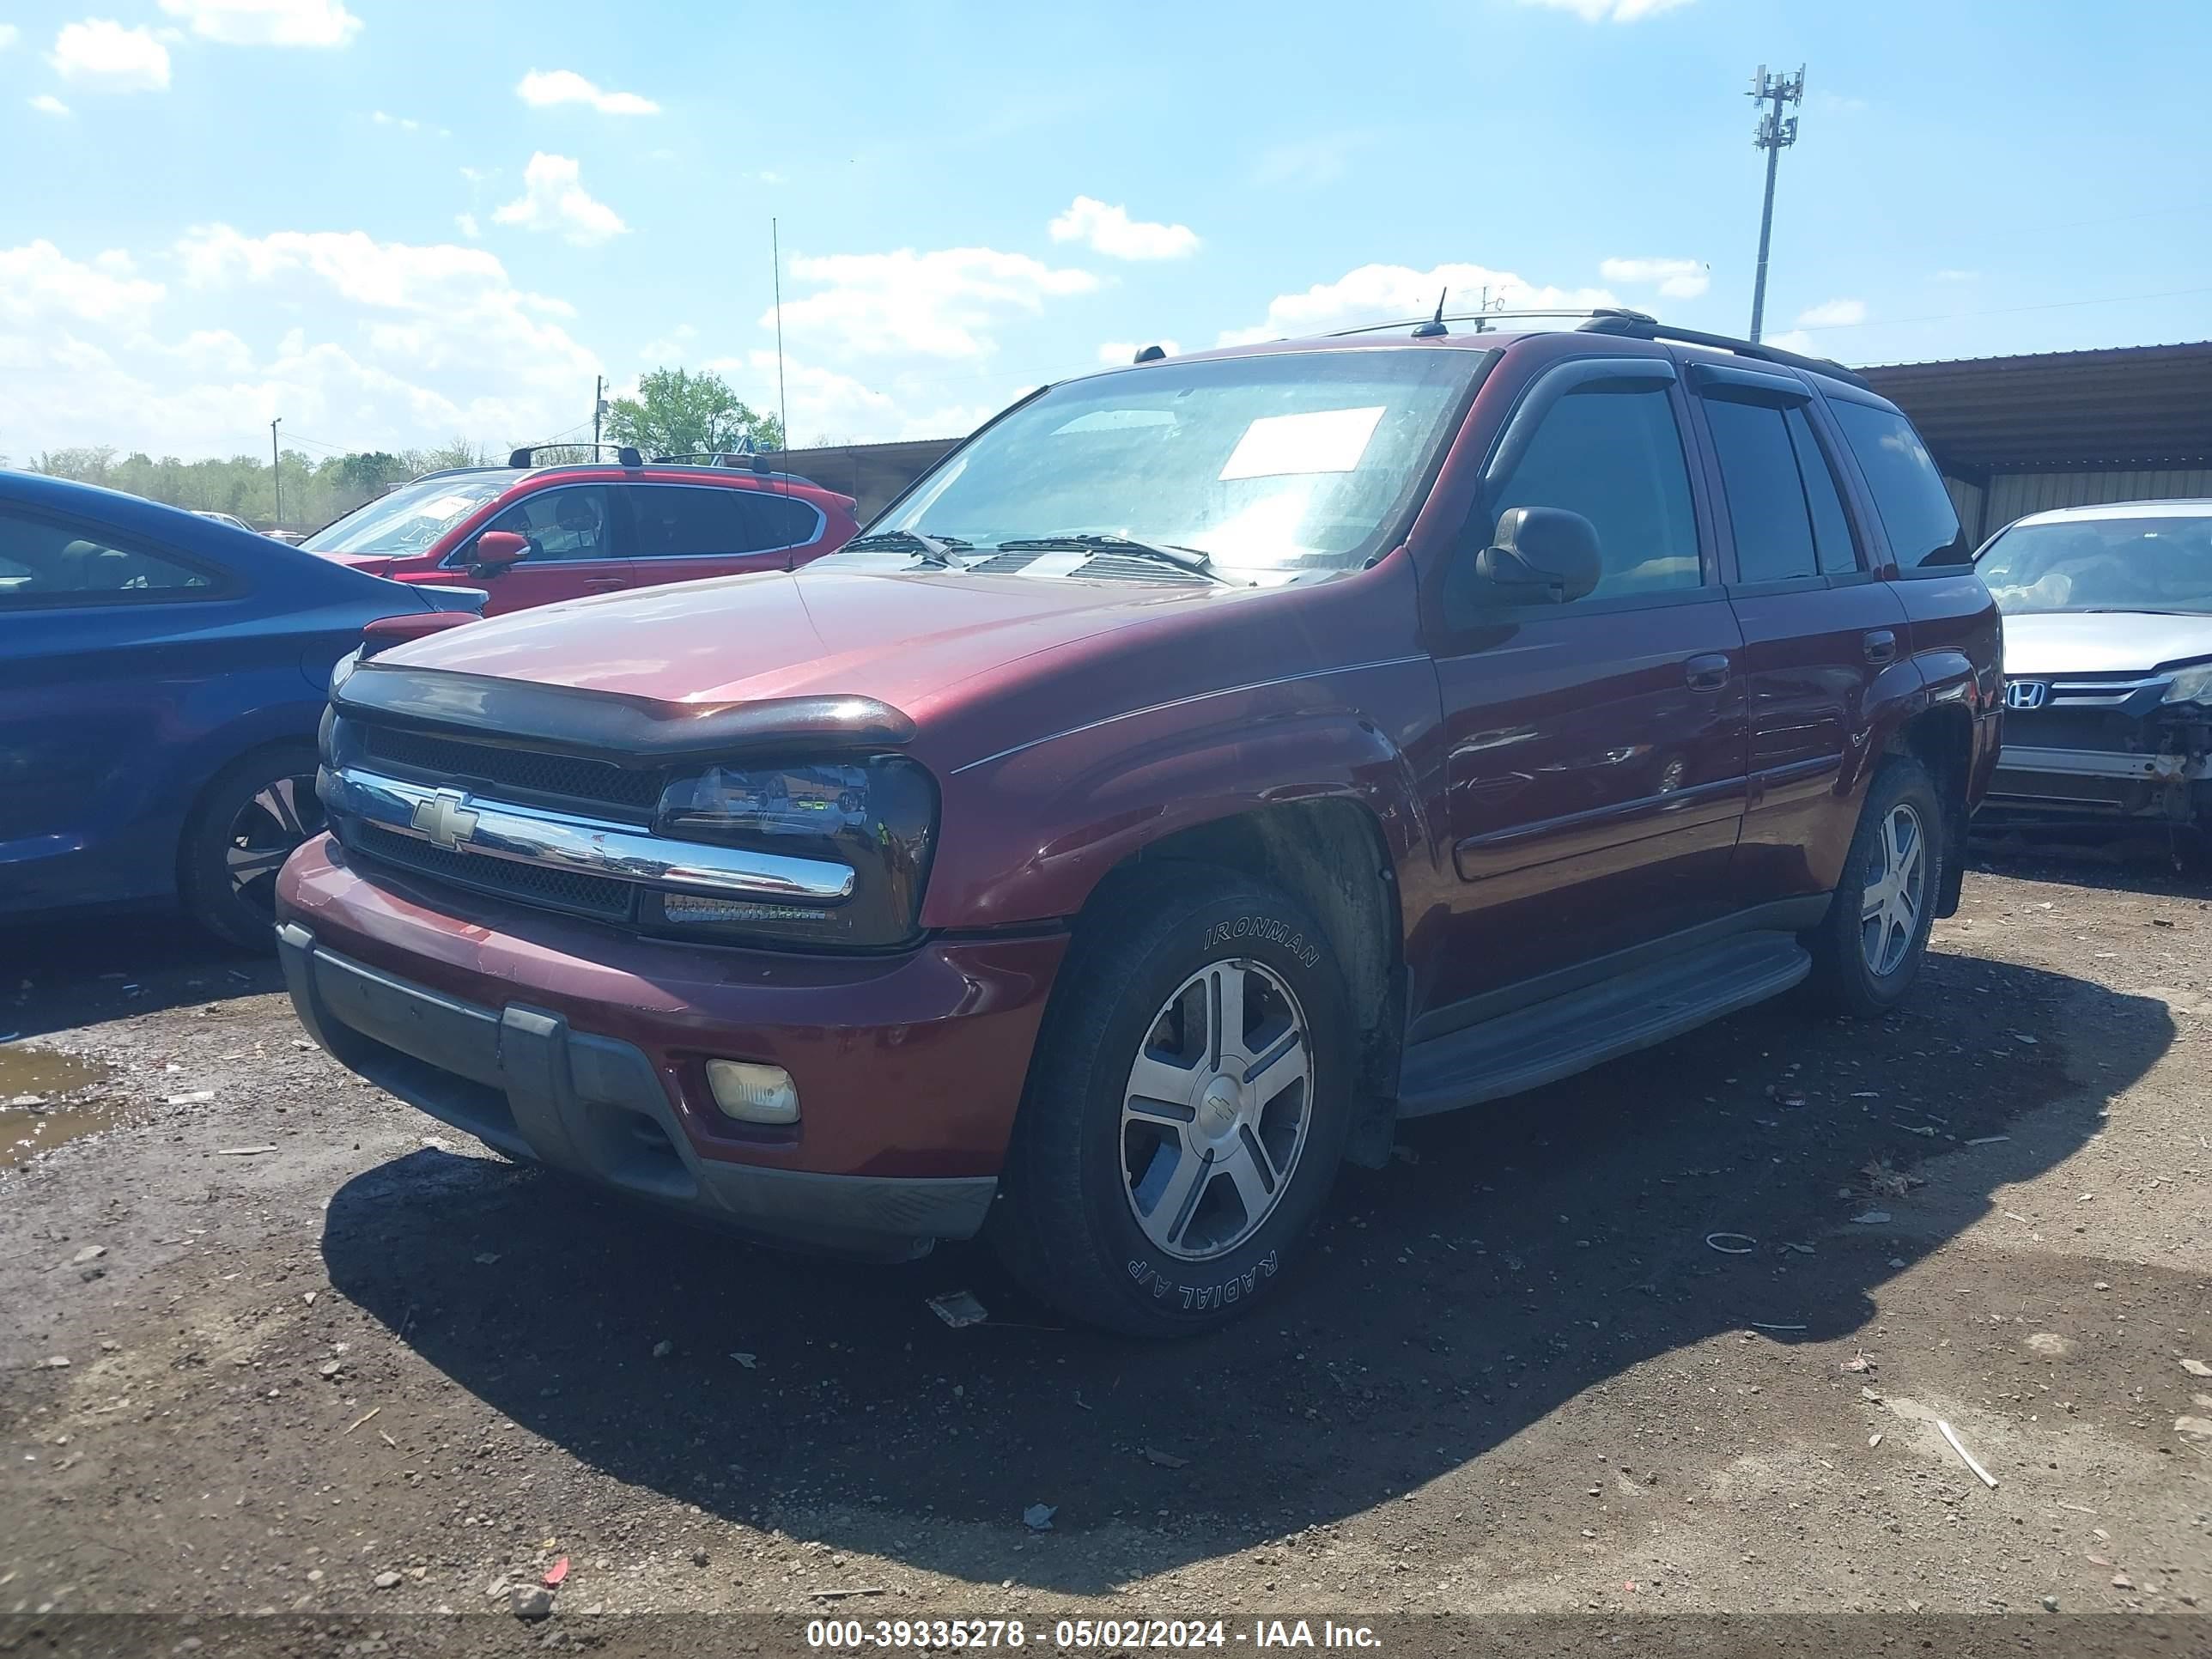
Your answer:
[2002,708,2141,752]
[352,823,635,921]
[361,726,662,816]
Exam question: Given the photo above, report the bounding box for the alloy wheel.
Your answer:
[1859,801,1926,977]
[1119,957,1314,1261]
[226,774,323,916]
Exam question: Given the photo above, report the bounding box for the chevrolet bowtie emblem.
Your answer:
[411,787,481,851]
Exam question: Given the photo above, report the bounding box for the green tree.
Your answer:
[603,368,784,460]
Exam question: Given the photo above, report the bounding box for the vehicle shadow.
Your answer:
[0,916,278,1042]
[319,949,2168,1593]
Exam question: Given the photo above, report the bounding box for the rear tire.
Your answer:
[1805,755,1942,1018]
[178,741,325,951]
[991,865,1355,1337]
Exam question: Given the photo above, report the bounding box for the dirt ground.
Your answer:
[2,851,2208,1655]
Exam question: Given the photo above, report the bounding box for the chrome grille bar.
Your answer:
[324,766,855,903]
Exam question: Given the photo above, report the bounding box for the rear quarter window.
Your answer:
[1828,401,1969,568]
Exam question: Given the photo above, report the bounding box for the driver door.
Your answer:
[1422,357,1750,1013]
[443,484,628,616]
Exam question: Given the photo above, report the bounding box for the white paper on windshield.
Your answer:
[1217,405,1385,482]
[411,493,477,521]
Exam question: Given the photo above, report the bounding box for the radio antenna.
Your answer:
[771,216,790,494]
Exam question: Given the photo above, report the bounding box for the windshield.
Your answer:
[846,349,1485,578]
[1977,514,2212,614]
[299,473,517,556]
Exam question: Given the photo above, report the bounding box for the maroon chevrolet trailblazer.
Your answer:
[275,309,2002,1335]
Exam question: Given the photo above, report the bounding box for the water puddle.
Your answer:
[1,1047,123,1170]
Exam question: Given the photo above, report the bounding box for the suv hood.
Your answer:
[378,564,1231,715]
[2001,610,2212,678]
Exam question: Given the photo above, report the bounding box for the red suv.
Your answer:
[275,313,2001,1335]
[298,448,859,616]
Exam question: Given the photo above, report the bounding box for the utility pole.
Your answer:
[270,416,283,527]
[592,375,605,450]
[1746,62,1804,344]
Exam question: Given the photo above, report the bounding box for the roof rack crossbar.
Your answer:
[1324,307,1622,340]
[1577,309,1869,389]
[507,442,643,469]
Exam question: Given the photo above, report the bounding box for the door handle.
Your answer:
[1863,629,1898,665]
[1684,653,1732,691]
[582,578,624,592]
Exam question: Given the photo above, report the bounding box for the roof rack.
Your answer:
[649,453,823,490]
[1575,308,1869,389]
[1325,307,1610,340]
[410,465,512,483]
[507,442,643,469]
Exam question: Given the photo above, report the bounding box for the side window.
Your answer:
[747,492,822,550]
[482,487,615,563]
[1787,405,1861,574]
[1481,384,1702,600]
[629,486,757,558]
[1702,398,1819,583]
[1827,401,1970,567]
[0,512,218,605]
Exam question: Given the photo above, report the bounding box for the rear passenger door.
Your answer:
[1685,362,1911,908]
[623,483,805,592]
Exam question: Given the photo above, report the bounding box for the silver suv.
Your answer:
[1978,500,2212,834]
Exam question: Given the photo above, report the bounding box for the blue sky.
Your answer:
[3,0,2208,461]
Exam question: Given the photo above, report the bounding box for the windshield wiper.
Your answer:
[994,533,1237,586]
[841,528,973,568]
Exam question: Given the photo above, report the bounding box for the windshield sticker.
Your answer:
[1218,405,1385,482]
[410,494,477,520]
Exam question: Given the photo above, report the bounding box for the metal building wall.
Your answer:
[1982,468,2212,536]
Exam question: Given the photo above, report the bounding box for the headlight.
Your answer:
[650,757,937,948]
[2163,664,2212,705]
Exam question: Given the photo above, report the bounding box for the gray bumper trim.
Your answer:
[276,922,996,1255]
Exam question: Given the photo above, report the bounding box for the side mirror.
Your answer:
[1476,506,1601,605]
[468,529,530,577]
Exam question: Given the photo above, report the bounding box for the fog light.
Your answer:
[705,1059,799,1125]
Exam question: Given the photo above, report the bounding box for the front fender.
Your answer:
[921,662,1437,931]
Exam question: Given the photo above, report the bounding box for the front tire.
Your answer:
[992,866,1355,1337]
[1805,754,1943,1018]
[179,742,325,951]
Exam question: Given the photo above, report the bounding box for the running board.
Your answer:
[1395,932,1813,1117]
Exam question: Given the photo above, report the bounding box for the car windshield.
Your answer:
[299,473,517,556]
[842,349,1485,578]
[1977,514,2212,614]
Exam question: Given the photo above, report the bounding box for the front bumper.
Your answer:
[1986,744,2210,825]
[276,836,1067,1255]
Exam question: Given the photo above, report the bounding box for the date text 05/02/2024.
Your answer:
[805,1618,1382,1650]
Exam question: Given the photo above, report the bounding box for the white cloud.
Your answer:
[774,246,1100,358]
[515,68,659,116]
[0,24,19,51]
[1599,256,1710,300]
[370,110,420,132]
[492,153,627,246]
[1217,261,1616,346]
[1048,196,1199,261]
[454,212,481,240]
[31,94,74,117]
[1520,0,1693,17]
[1933,269,1978,283]
[0,241,167,330]
[1763,330,1816,354]
[1095,339,1180,365]
[51,20,172,91]
[1796,297,1868,328]
[156,0,361,47]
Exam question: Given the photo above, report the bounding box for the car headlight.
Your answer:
[2162,664,2212,706]
[650,757,937,948]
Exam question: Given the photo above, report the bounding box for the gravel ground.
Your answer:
[1,855,2207,1655]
